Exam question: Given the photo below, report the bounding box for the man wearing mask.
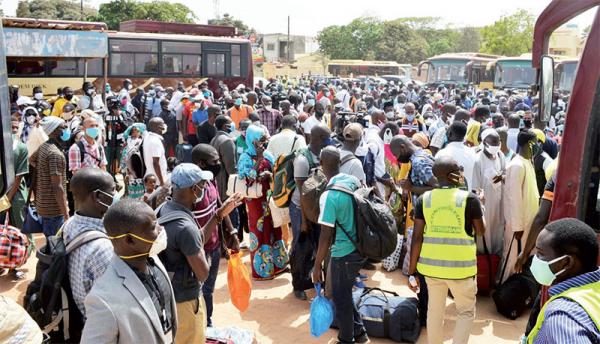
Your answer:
[257,96,282,136]
[20,106,39,144]
[524,218,600,344]
[335,84,350,110]
[227,92,252,128]
[301,102,328,144]
[32,86,44,103]
[267,115,306,160]
[428,103,456,138]
[63,168,116,325]
[437,122,477,190]
[81,199,177,344]
[210,115,238,203]
[152,86,165,118]
[159,99,178,158]
[191,144,241,327]
[400,103,426,138]
[366,110,389,196]
[197,105,221,145]
[131,88,146,116]
[68,117,107,173]
[51,87,75,117]
[501,130,540,283]
[199,81,214,102]
[280,100,298,117]
[143,118,169,187]
[79,82,106,113]
[62,103,81,134]
[157,163,240,344]
[34,116,70,237]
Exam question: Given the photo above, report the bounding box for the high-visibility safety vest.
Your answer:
[416,188,476,279]
[527,281,600,343]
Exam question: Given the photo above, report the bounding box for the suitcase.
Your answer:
[175,144,193,163]
[477,235,500,293]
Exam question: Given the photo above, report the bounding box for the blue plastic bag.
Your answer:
[310,283,334,337]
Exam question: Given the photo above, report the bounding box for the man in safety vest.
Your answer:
[407,155,485,344]
[525,218,600,344]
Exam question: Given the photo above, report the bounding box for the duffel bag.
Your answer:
[477,235,500,294]
[0,215,30,269]
[356,287,421,343]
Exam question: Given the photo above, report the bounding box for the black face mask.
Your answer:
[65,94,74,101]
[397,153,411,164]
[204,163,221,177]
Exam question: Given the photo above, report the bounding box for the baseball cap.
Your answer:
[171,163,213,189]
[343,123,363,141]
[16,96,36,106]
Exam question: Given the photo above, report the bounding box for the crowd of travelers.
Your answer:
[0,74,598,344]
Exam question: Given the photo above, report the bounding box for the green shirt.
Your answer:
[318,173,360,258]
[11,139,29,227]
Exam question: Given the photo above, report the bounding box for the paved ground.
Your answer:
[2,234,528,343]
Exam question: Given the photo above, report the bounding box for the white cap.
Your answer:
[16,96,36,106]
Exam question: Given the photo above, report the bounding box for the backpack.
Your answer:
[125,138,146,179]
[24,230,108,342]
[300,168,328,224]
[271,137,305,207]
[327,186,398,261]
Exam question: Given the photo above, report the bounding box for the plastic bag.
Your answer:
[310,283,334,337]
[227,251,252,312]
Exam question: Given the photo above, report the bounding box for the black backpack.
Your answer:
[24,230,108,342]
[327,186,398,260]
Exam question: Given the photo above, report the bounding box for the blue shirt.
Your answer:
[192,108,208,125]
[409,148,435,187]
[534,268,600,343]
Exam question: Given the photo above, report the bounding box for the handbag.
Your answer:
[227,174,263,199]
[0,212,30,269]
[476,235,500,293]
[268,198,290,228]
[22,188,43,235]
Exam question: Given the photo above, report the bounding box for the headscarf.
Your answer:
[480,128,497,143]
[237,125,274,179]
[412,132,430,148]
[40,116,65,135]
[123,122,146,141]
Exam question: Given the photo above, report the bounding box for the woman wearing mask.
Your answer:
[237,125,289,280]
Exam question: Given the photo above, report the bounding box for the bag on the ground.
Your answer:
[24,230,108,342]
[22,204,43,235]
[227,174,263,199]
[300,169,328,224]
[327,186,398,260]
[290,232,314,291]
[0,218,30,269]
[270,137,302,207]
[382,234,404,272]
[310,283,334,337]
[356,287,421,343]
[175,143,193,163]
[402,227,414,276]
[227,251,252,312]
[476,235,500,293]
[268,198,290,228]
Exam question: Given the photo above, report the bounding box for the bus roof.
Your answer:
[108,31,250,44]
[425,52,500,62]
[327,59,400,67]
[2,17,107,31]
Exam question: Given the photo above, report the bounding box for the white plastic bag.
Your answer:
[268,198,290,228]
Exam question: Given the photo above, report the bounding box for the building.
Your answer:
[549,24,585,58]
[261,34,318,63]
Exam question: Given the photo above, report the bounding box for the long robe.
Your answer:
[500,155,539,283]
[471,151,505,256]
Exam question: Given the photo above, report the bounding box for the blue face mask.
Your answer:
[307,99,316,107]
[323,137,333,147]
[60,128,71,141]
[86,127,100,139]
[406,115,415,122]
[234,98,242,106]
[229,122,236,133]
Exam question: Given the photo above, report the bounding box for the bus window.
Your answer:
[48,59,79,76]
[231,44,241,77]
[7,59,44,76]
[109,39,158,76]
[78,58,104,77]
[207,53,225,76]
[161,41,202,76]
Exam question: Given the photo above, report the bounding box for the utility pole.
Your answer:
[80,0,84,20]
[287,16,291,63]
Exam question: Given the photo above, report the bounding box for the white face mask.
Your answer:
[34,92,44,100]
[26,116,36,125]
[485,144,501,155]
[383,128,393,144]
[264,105,272,111]
[162,125,168,134]
[148,229,168,256]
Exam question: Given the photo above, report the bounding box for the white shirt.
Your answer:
[507,128,520,153]
[169,90,184,111]
[301,115,327,135]
[335,89,350,109]
[436,141,477,190]
[266,129,306,160]
[339,149,366,184]
[365,125,385,179]
[143,132,168,184]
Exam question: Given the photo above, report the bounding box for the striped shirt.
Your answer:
[534,268,600,343]
[34,141,67,217]
[192,180,220,252]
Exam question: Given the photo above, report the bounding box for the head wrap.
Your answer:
[123,122,147,141]
[412,132,429,148]
[480,128,498,143]
[40,116,65,135]
[237,125,274,179]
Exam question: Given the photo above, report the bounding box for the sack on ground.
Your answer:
[268,198,290,228]
[227,174,263,199]
[300,169,328,224]
[227,251,252,312]
[382,234,404,272]
[310,283,334,337]
[0,223,30,269]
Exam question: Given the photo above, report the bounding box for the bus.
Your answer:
[533,0,600,230]
[417,52,499,89]
[4,18,253,97]
[554,58,579,93]
[488,54,536,91]
[327,60,408,78]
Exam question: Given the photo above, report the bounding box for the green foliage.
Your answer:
[208,13,256,36]
[457,27,482,52]
[376,20,428,64]
[95,0,197,30]
[481,9,534,56]
[16,0,97,21]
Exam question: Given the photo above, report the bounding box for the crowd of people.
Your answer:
[2,75,599,344]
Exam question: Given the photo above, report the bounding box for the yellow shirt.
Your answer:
[51,98,72,117]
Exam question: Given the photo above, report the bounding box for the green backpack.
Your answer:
[271,139,313,208]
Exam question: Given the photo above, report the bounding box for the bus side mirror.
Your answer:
[539,55,555,123]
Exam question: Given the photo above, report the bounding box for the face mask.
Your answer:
[383,128,393,144]
[34,93,43,100]
[110,228,168,259]
[204,163,221,177]
[95,189,118,209]
[162,125,168,134]
[386,111,394,119]
[377,122,386,130]
[406,115,415,122]
[86,88,95,96]
[235,98,242,106]
[322,137,333,147]
[105,85,111,92]
[86,127,100,139]
[60,128,71,141]
[127,84,133,91]
[64,94,74,101]
[26,116,36,125]
[229,122,236,133]
[425,118,433,127]
[307,99,315,106]
[531,142,543,156]
[264,105,272,111]
[485,144,501,155]
[530,254,568,286]
[62,112,74,121]
[398,153,411,164]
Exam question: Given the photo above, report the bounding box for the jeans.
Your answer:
[289,201,320,291]
[202,248,221,327]
[289,202,302,250]
[330,251,366,344]
[41,215,64,238]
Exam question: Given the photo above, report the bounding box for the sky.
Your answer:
[2,0,597,36]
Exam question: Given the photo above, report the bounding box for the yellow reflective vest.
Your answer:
[417,188,477,279]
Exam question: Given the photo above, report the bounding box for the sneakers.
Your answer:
[355,331,370,344]
[293,290,308,300]
[353,277,366,289]
[358,273,368,281]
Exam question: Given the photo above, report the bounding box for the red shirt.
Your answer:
[192,180,220,251]
[183,102,197,136]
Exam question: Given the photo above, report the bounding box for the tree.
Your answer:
[377,20,428,64]
[457,27,482,52]
[16,0,97,21]
[481,9,534,56]
[95,0,197,30]
[316,17,382,60]
[208,13,256,36]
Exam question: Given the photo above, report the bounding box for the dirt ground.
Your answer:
[2,234,529,344]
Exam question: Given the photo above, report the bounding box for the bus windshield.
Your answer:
[494,60,536,88]
[428,59,468,84]
[557,62,577,93]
